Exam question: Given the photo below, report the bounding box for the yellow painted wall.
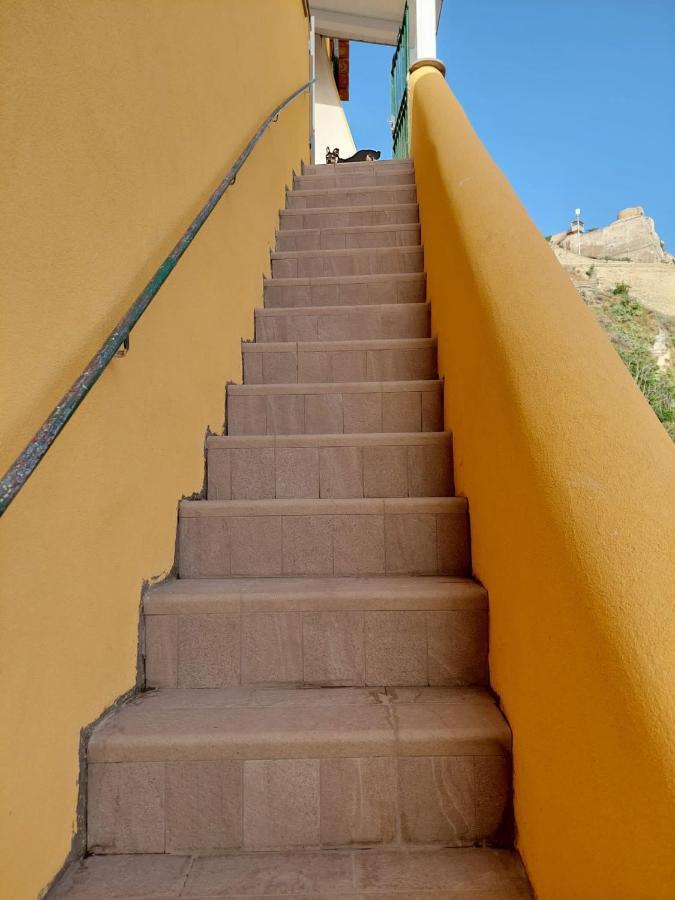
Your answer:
[0,2,309,896]
[410,66,675,899]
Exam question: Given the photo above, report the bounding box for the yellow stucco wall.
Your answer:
[0,2,309,896]
[410,67,675,899]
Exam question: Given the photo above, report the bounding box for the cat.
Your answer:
[325,146,381,164]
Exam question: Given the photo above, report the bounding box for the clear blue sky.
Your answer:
[343,1,675,250]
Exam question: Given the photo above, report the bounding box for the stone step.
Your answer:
[206,432,453,500]
[255,302,430,343]
[242,338,437,385]
[303,158,414,175]
[178,497,469,579]
[271,246,424,279]
[226,380,443,436]
[86,686,511,854]
[53,846,532,898]
[144,576,487,690]
[293,170,415,191]
[287,183,416,210]
[264,272,426,308]
[276,221,421,252]
[279,202,419,231]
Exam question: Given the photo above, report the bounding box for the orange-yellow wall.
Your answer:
[410,66,675,899]
[0,2,309,896]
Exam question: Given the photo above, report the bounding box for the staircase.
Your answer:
[54,161,531,898]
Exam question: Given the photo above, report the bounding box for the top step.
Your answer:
[302,159,413,176]
[294,171,415,191]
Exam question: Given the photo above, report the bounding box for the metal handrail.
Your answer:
[0,79,314,517]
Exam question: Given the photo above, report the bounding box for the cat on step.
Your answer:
[326,146,381,164]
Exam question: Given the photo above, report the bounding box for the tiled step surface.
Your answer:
[206,432,453,500]
[279,202,419,231]
[264,272,426,308]
[276,222,421,252]
[177,498,469,579]
[271,246,424,279]
[255,303,430,342]
[287,184,416,210]
[242,338,436,385]
[86,686,510,854]
[144,576,486,689]
[53,847,532,898]
[293,170,415,190]
[227,380,443,436]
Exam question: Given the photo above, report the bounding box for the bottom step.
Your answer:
[52,847,532,898]
[86,687,510,855]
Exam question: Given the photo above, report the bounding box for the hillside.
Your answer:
[561,262,674,438]
[546,207,674,438]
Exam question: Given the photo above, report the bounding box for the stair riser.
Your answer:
[279,205,418,231]
[226,385,443,435]
[242,345,436,385]
[255,305,430,343]
[88,750,508,854]
[145,607,487,690]
[302,160,413,176]
[178,508,468,579]
[271,247,424,279]
[264,274,425,309]
[276,224,421,252]
[294,172,415,191]
[207,440,452,500]
[287,186,416,210]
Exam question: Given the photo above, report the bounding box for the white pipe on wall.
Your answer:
[409,0,442,64]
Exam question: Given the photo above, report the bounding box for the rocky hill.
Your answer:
[551,206,672,264]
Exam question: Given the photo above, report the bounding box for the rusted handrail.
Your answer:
[0,79,314,517]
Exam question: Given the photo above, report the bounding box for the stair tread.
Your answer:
[280,201,418,221]
[266,271,425,286]
[254,303,430,342]
[52,847,532,898]
[277,221,421,238]
[294,174,416,190]
[228,379,441,394]
[88,685,509,763]
[256,301,427,316]
[207,431,450,447]
[305,159,414,170]
[242,337,435,352]
[290,183,416,199]
[281,201,418,212]
[179,497,465,516]
[271,245,422,260]
[146,575,486,614]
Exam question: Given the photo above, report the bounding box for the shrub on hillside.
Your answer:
[591,285,674,439]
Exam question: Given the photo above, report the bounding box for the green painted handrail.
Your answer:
[390,1,410,158]
[0,79,314,517]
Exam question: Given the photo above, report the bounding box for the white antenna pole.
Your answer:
[309,16,316,164]
[575,208,581,255]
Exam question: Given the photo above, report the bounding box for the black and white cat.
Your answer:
[326,146,381,164]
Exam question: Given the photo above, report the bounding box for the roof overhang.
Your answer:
[308,0,407,45]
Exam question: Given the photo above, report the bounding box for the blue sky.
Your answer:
[343,1,675,250]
